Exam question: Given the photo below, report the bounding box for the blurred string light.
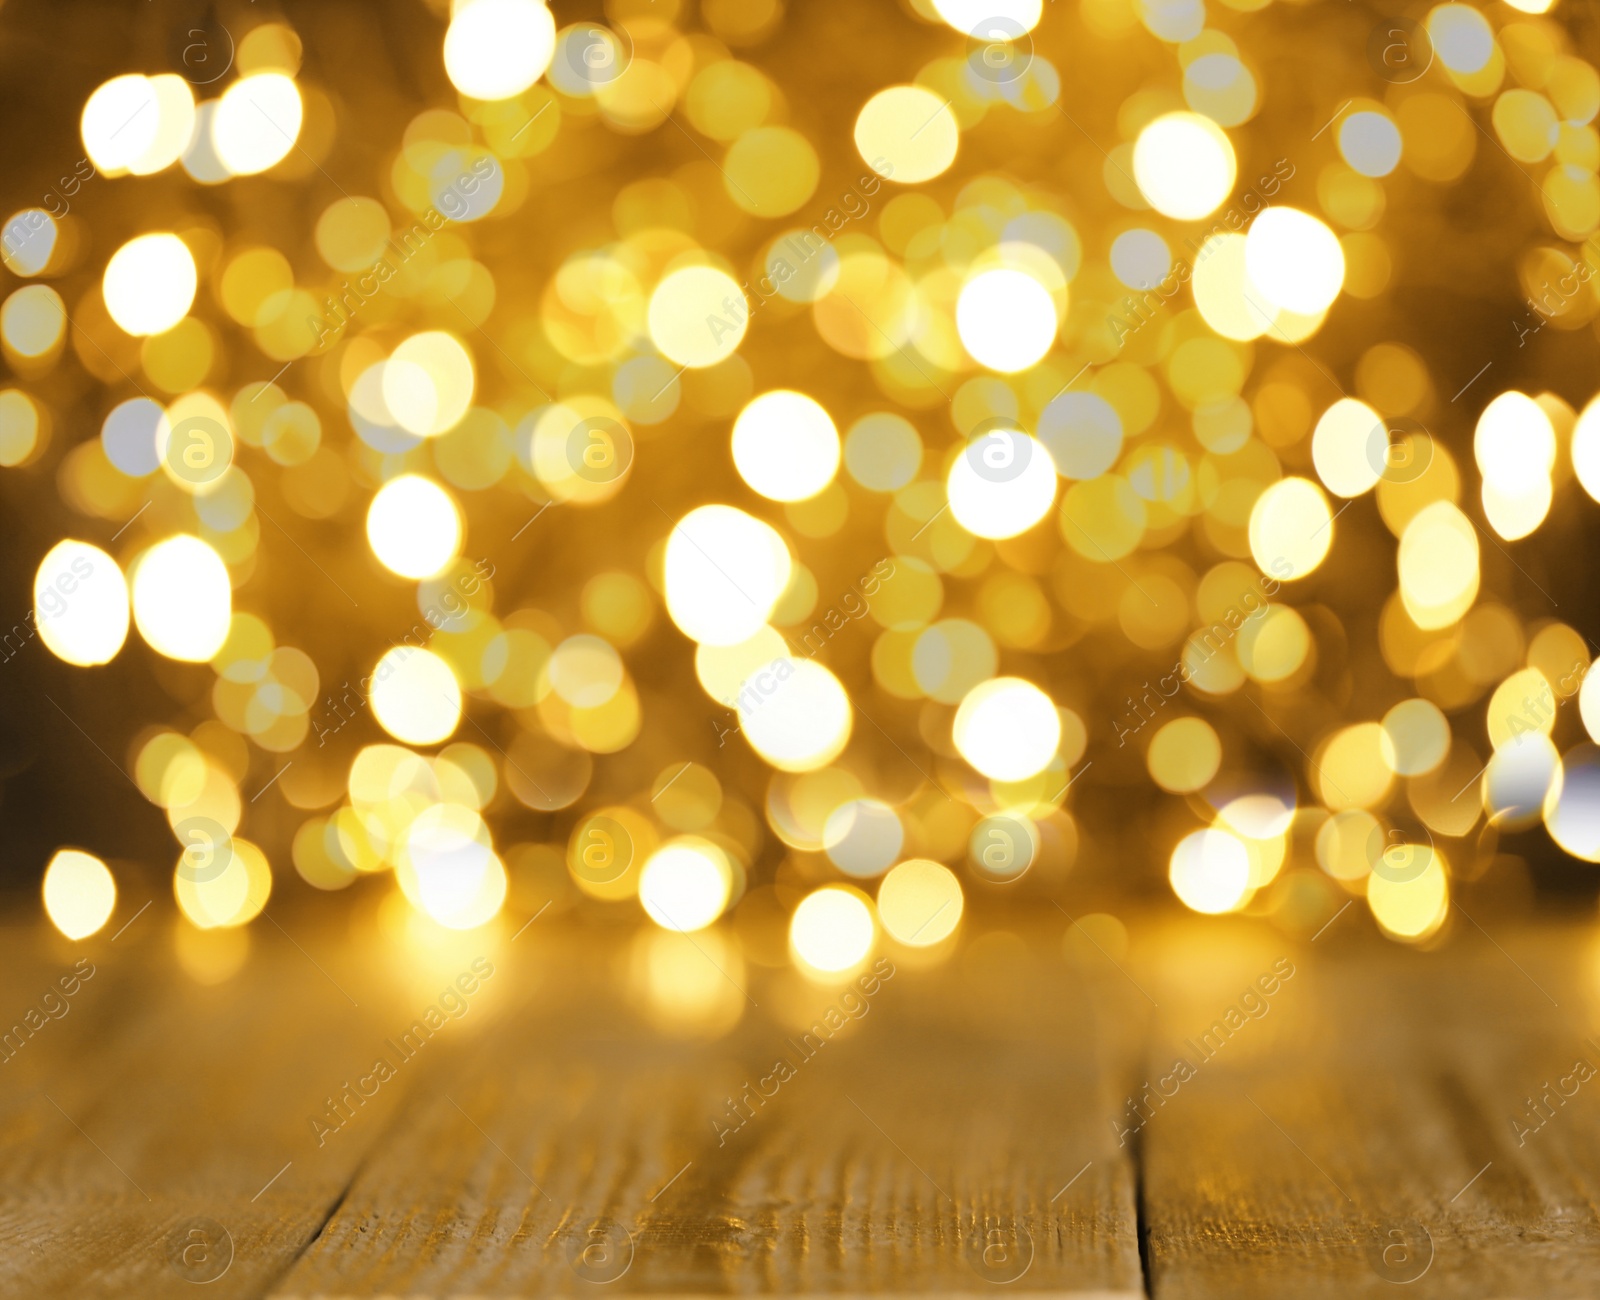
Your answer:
[16,0,1600,968]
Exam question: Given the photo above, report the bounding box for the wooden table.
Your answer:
[3,904,1598,1298]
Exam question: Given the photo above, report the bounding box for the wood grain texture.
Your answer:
[13,910,1600,1297]
[1137,915,1600,1300]
[273,928,1147,1297]
[0,913,503,1300]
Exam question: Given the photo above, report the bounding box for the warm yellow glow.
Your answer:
[386,332,476,437]
[931,0,1042,35]
[1132,112,1237,221]
[955,268,1058,372]
[81,75,159,174]
[399,803,506,929]
[1245,208,1345,315]
[648,265,747,368]
[102,233,196,336]
[1168,828,1252,914]
[444,0,556,101]
[1544,750,1600,861]
[1316,810,1380,881]
[370,647,462,746]
[731,390,840,501]
[132,535,231,661]
[854,85,959,183]
[1317,723,1394,810]
[1476,391,1555,540]
[1248,477,1333,581]
[664,505,791,646]
[548,634,624,708]
[1381,698,1450,775]
[34,540,128,667]
[639,837,733,932]
[1475,391,1554,493]
[953,676,1060,781]
[366,475,462,579]
[790,886,875,973]
[737,657,853,771]
[213,73,303,175]
[1237,604,1311,683]
[1311,398,1384,497]
[175,836,272,929]
[1487,668,1554,751]
[1148,717,1222,792]
[947,429,1057,539]
[1582,671,1600,744]
[42,850,116,940]
[1398,501,1479,629]
[1192,233,1270,341]
[1574,397,1600,505]
[1427,4,1494,75]
[877,859,963,946]
[1,211,56,278]
[1367,849,1449,940]
[2,285,66,358]
[130,75,196,176]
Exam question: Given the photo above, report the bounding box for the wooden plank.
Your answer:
[1138,916,1600,1299]
[0,911,505,1299]
[273,927,1147,1297]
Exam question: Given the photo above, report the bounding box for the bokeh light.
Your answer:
[42,850,116,940]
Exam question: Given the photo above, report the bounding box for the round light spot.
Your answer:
[823,799,904,878]
[1427,3,1494,75]
[1546,746,1600,862]
[1148,717,1222,793]
[444,0,556,101]
[1475,391,1554,496]
[401,805,505,930]
[1367,848,1449,939]
[34,541,129,667]
[2,285,66,358]
[1110,228,1172,289]
[1339,111,1403,177]
[854,85,959,184]
[1398,501,1479,630]
[877,859,963,946]
[43,849,116,940]
[732,390,840,501]
[81,75,160,174]
[953,676,1060,781]
[367,475,462,579]
[370,646,462,745]
[947,428,1058,539]
[1311,398,1385,497]
[664,505,791,646]
[648,265,747,369]
[1,209,58,277]
[955,268,1057,372]
[213,73,303,175]
[639,837,732,932]
[102,233,196,336]
[931,0,1042,35]
[845,413,921,491]
[388,331,476,437]
[1245,208,1345,315]
[1381,698,1450,775]
[1038,392,1123,479]
[790,886,875,973]
[1248,477,1333,581]
[1169,828,1251,914]
[1133,112,1237,221]
[132,535,231,661]
[736,657,853,771]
